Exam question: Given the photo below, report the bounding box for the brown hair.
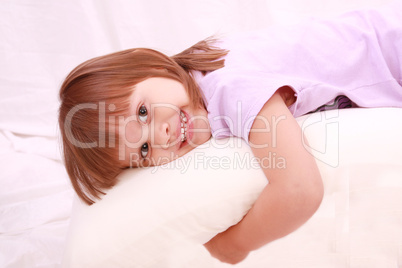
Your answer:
[59,38,228,205]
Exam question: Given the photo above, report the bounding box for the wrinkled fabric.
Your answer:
[198,2,402,142]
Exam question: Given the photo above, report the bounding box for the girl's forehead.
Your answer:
[130,77,187,104]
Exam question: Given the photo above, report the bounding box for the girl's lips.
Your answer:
[177,110,188,149]
[177,109,192,150]
[179,138,188,149]
[181,110,193,141]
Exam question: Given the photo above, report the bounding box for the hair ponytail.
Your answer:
[171,37,228,75]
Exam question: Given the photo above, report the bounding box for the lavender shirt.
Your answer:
[195,2,402,142]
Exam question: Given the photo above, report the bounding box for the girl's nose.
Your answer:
[152,122,170,149]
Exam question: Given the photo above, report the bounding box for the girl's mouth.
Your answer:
[179,110,188,143]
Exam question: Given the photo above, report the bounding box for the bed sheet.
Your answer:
[0,0,398,267]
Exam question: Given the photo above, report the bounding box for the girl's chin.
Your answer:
[188,133,211,148]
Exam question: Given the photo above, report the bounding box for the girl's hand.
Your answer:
[203,230,249,265]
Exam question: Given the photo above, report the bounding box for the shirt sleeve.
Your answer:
[200,69,300,143]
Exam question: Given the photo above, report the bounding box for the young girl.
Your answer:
[59,2,402,264]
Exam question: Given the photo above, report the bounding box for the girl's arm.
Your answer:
[204,87,324,264]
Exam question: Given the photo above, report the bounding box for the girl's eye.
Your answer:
[139,105,148,123]
[141,143,149,158]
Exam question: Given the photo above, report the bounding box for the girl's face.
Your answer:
[122,77,211,167]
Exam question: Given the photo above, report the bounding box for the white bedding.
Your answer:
[62,107,402,268]
[0,1,400,268]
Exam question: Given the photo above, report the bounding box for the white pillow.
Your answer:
[63,107,402,268]
[62,137,268,268]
